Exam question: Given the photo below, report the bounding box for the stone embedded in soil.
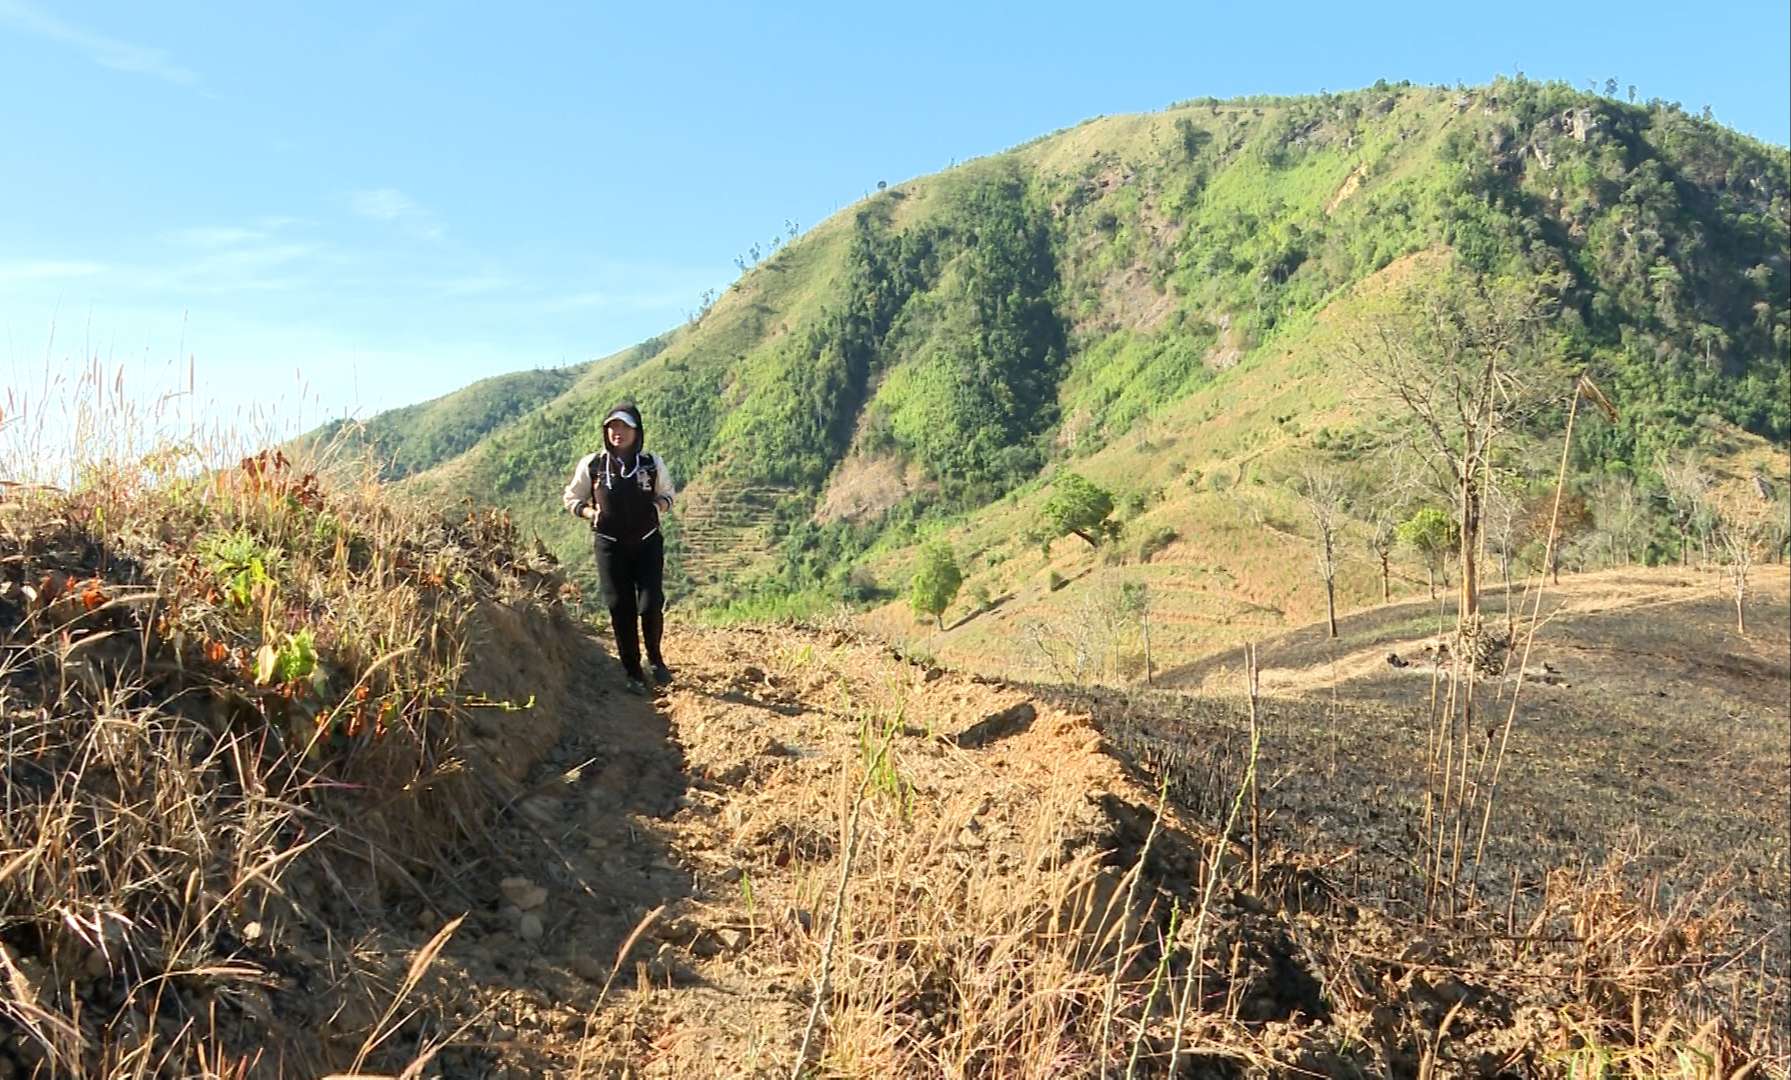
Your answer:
[571,953,605,982]
[691,932,725,958]
[713,927,747,953]
[501,877,549,911]
[518,913,545,941]
[651,918,699,946]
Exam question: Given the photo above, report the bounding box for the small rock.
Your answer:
[690,932,725,958]
[643,943,678,983]
[718,866,743,884]
[242,921,263,942]
[651,918,698,946]
[714,927,747,952]
[501,877,548,911]
[571,953,605,982]
[518,913,545,942]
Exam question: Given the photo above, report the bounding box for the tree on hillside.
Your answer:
[1590,473,1647,567]
[1521,490,1593,584]
[1344,270,1569,647]
[1357,454,1419,605]
[909,541,962,630]
[1397,507,1457,601]
[1043,473,1118,549]
[1658,453,1715,567]
[1294,466,1348,638]
[1367,509,1398,604]
[1483,478,1527,635]
[1713,501,1766,634]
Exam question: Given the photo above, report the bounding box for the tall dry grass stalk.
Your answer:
[1165,643,1260,1076]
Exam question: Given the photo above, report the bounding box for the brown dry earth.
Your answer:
[366,625,1156,1076]
[305,568,1787,1077]
[1151,567,1789,937]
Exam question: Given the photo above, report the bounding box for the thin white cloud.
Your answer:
[0,259,109,285]
[349,188,419,222]
[350,187,443,241]
[164,226,268,248]
[0,1,198,85]
[145,243,325,294]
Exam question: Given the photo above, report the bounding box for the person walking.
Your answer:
[562,401,676,694]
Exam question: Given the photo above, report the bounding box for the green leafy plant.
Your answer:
[256,629,320,687]
[1397,506,1459,599]
[908,540,962,630]
[201,528,278,611]
[1042,472,1118,548]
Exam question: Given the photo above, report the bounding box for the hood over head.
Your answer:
[603,401,644,453]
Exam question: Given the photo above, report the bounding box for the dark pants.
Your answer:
[595,532,665,677]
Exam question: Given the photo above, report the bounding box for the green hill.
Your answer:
[334,78,1788,653]
[309,365,587,481]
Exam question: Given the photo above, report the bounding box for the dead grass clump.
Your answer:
[0,437,568,1075]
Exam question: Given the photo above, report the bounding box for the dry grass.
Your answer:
[0,366,567,1075]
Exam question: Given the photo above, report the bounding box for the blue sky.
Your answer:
[3,1,1786,441]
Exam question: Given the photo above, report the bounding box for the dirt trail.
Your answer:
[411,624,1154,1075]
[346,581,1785,1076]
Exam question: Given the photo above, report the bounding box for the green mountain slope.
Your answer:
[310,365,588,481]
[348,79,1787,626]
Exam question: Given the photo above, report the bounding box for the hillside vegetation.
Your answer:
[330,79,1785,663]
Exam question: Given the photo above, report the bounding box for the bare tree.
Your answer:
[1658,453,1713,568]
[1356,452,1417,605]
[1483,477,1523,634]
[1343,270,1568,645]
[1715,512,1761,634]
[1367,511,1397,604]
[1523,489,1593,584]
[1295,466,1348,637]
[1592,473,1646,567]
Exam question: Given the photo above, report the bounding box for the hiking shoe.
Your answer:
[623,673,649,696]
[650,663,674,686]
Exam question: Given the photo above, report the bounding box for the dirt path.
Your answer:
[386,624,1138,1075]
[331,584,1786,1075]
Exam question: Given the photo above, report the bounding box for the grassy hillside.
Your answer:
[340,79,1786,639]
[308,364,587,480]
